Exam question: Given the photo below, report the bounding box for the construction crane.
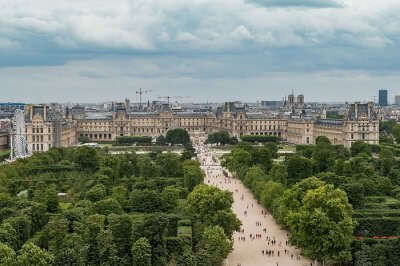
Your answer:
[157,96,189,104]
[136,88,152,110]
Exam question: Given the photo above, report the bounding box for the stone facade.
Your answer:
[286,102,379,148]
[24,102,380,152]
[25,105,77,152]
[0,130,8,151]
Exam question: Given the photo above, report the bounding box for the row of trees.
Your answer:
[0,130,238,266]
[205,131,238,145]
[222,140,358,264]
[225,136,400,264]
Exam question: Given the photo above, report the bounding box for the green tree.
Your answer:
[94,198,123,216]
[286,156,313,185]
[225,148,251,179]
[287,184,355,264]
[155,135,166,146]
[243,165,267,189]
[97,230,119,266]
[340,182,365,208]
[354,244,373,266]
[136,213,169,266]
[183,160,204,192]
[86,184,106,202]
[351,141,371,157]
[84,214,105,266]
[156,153,183,177]
[379,148,395,176]
[206,131,233,145]
[260,181,285,211]
[177,248,196,266]
[161,186,180,210]
[0,242,16,266]
[277,177,325,225]
[0,222,19,250]
[313,143,336,172]
[252,147,272,173]
[43,216,68,254]
[270,164,288,185]
[393,124,400,143]
[53,233,87,266]
[44,184,59,213]
[165,128,190,145]
[132,237,152,266]
[74,146,99,171]
[16,242,54,266]
[187,185,240,238]
[78,135,90,144]
[315,136,331,145]
[130,189,163,212]
[108,214,133,264]
[111,185,129,210]
[196,226,233,266]
[5,215,31,249]
[138,155,160,177]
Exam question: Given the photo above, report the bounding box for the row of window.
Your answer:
[250,132,281,136]
[32,127,51,133]
[32,143,50,151]
[81,133,112,140]
[32,135,46,142]
[350,133,371,140]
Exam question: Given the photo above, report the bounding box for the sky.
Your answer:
[1,0,400,103]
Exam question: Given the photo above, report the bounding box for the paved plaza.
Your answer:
[194,137,312,266]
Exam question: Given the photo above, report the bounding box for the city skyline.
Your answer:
[1,0,400,102]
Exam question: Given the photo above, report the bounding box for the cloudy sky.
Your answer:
[1,0,400,103]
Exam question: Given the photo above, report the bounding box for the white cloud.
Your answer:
[176,32,198,42]
[230,25,254,40]
[1,0,400,102]
[0,0,399,54]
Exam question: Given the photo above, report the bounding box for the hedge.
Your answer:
[0,151,10,162]
[354,209,400,218]
[355,217,400,236]
[240,135,280,143]
[177,226,192,247]
[116,136,152,145]
[177,219,192,227]
[166,236,184,255]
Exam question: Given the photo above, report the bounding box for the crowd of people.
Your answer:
[192,135,312,266]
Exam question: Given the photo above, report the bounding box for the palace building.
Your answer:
[24,101,380,152]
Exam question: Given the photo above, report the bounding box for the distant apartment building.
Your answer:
[379,89,388,106]
[260,101,283,108]
[395,95,400,106]
[0,102,25,112]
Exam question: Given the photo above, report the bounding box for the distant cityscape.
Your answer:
[2,89,398,158]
